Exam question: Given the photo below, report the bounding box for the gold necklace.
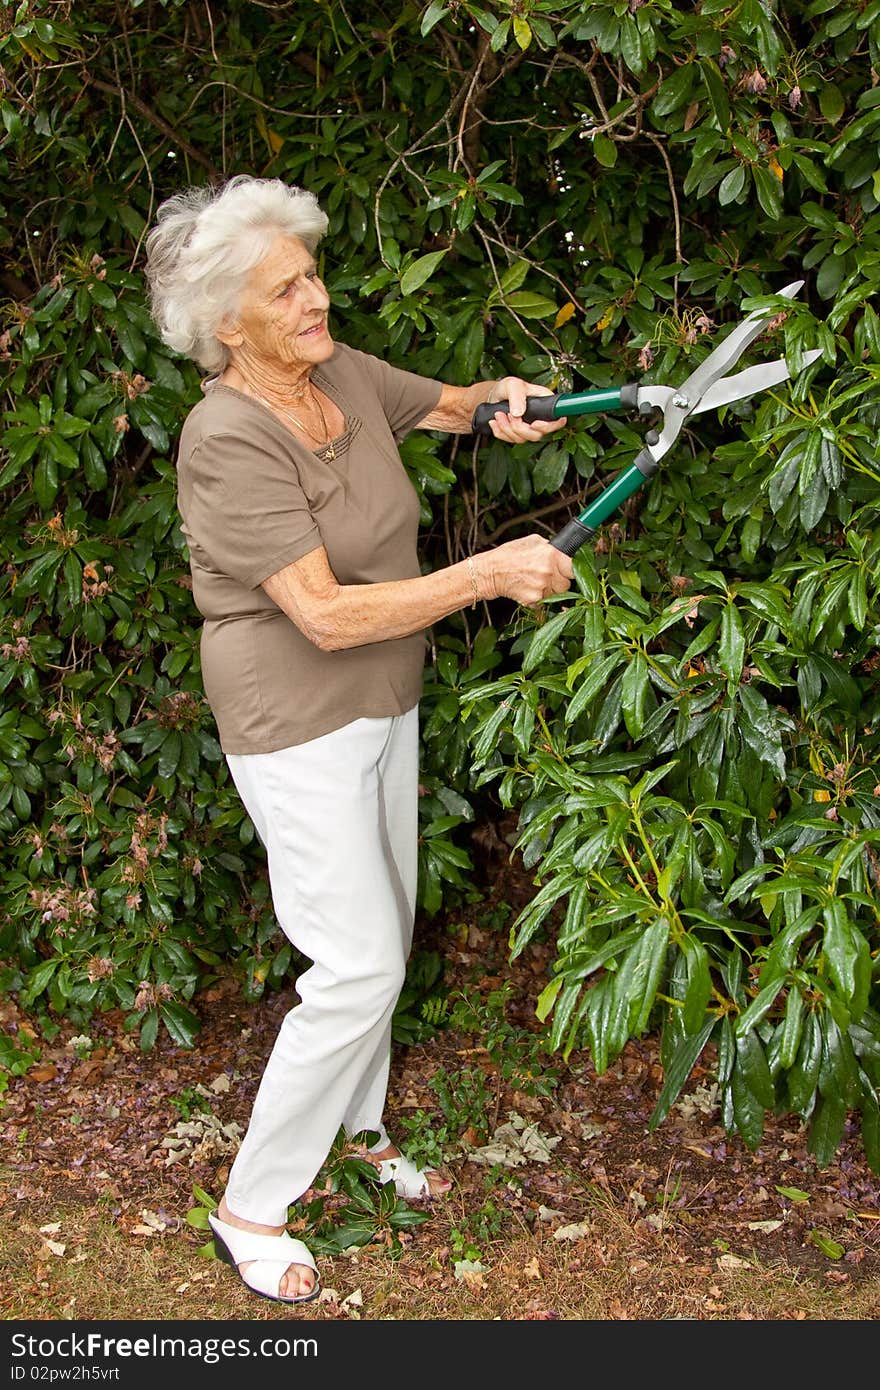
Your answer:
[253,386,337,460]
[312,392,337,461]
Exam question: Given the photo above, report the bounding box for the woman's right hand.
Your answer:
[478,534,574,607]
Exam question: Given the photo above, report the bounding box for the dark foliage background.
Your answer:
[1,0,878,1169]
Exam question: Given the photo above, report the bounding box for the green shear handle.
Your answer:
[470,384,641,434]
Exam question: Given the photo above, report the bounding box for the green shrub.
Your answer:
[1,2,879,1170]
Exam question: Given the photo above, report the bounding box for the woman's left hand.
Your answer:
[484,377,568,444]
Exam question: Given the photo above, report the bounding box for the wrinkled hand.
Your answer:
[484,377,568,444]
[478,534,574,608]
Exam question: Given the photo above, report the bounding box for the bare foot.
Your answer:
[216,1196,316,1299]
[369,1143,452,1195]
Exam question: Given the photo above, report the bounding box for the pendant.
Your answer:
[326,444,336,461]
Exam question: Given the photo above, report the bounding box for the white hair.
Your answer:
[144,175,329,373]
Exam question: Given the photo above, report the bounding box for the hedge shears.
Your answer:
[471,281,822,555]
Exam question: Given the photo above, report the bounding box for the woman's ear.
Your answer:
[215,317,244,350]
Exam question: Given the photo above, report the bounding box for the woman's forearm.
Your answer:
[261,534,573,652]
[262,547,489,652]
[418,380,498,433]
[417,376,565,440]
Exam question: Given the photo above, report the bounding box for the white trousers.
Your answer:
[223,707,419,1226]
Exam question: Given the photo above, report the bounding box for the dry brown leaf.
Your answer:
[29,1065,58,1083]
[522,1256,542,1281]
[453,1259,487,1289]
[716,1253,750,1270]
[552,1222,592,1242]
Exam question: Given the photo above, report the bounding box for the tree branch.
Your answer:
[84,75,222,178]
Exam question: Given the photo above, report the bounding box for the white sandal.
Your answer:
[376,1152,441,1200]
[208,1211,320,1304]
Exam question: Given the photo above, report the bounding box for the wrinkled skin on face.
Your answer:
[218,233,334,398]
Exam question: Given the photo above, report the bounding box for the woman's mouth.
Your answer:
[299,322,326,337]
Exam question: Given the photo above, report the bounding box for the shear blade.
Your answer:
[676,280,807,411]
[692,347,823,415]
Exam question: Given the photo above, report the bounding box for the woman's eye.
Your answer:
[278,273,318,298]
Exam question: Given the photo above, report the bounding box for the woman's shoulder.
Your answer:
[177,383,280,463]
[319,339,376,382]
[318,340,431,397]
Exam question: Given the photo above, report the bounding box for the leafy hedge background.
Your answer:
[1,0,879,1170]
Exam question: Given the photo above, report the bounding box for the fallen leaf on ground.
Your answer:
[454,1259,487,1288]
[142,1208,169,1227]
[466,1114,561,1167]
[553,1222,592,1242]
[522,1256,542,1281]
[581,1120,604,1140]
[716,1254,750,1270]
[808,1229,844,1259]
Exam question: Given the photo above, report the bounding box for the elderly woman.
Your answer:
[144,174,572,1306]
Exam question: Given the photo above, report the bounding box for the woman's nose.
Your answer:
[306,277,330,309]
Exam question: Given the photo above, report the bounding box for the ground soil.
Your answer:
[1,853,878,1325]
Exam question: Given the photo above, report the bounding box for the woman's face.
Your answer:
[221,233,333,375]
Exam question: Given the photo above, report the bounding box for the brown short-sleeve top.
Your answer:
[175,342,443,754]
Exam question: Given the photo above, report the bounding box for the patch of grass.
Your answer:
[1,1184,876,1322]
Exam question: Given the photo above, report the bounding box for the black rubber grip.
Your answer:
[633,446,660,477]
[471,394,560,435]
[551,518,594,556]
[619,383,639,409]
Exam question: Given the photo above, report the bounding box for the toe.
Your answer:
[280,1263,316,1300]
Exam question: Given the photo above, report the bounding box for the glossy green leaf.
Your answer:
[649,1016,716,1130]
[822,898,858,1002]
[730,1065,765,1151]
[399,249,449,296]
[778,987,805,1070]
[718,602,745,683]
[522,606,577,674]
[807,1094,847,1168]
[736,1030,775,1110]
